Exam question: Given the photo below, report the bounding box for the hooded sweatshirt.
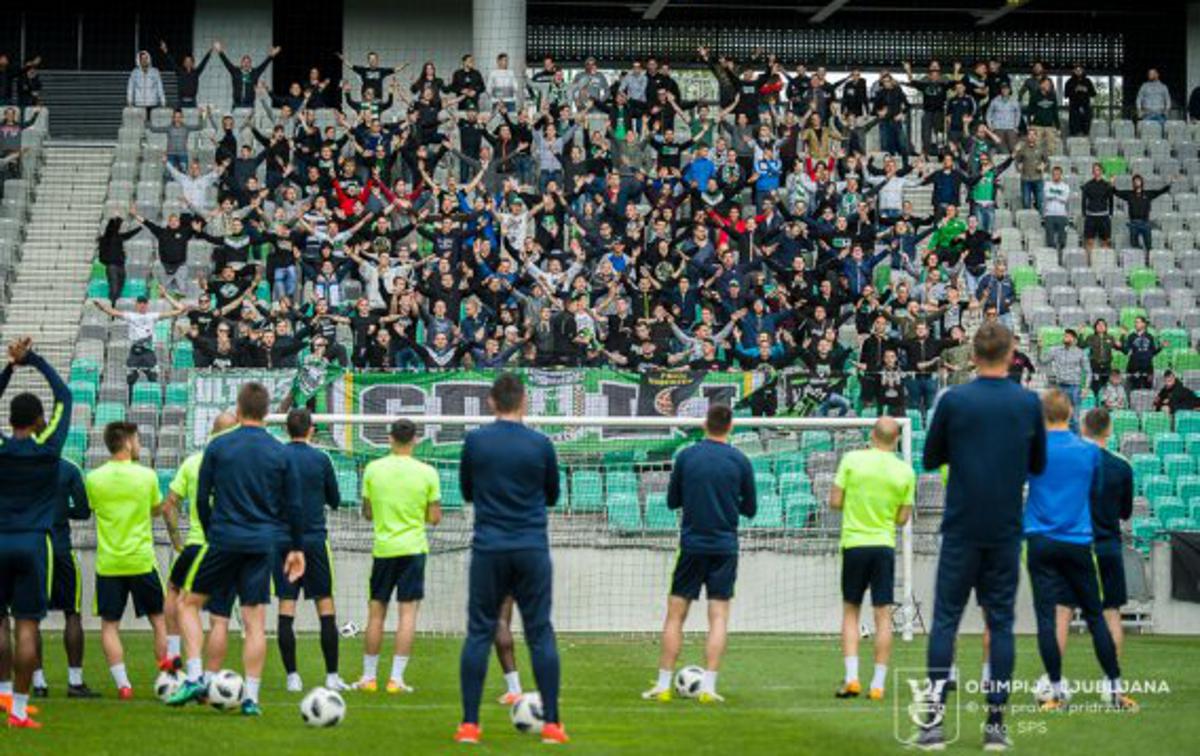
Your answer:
[127,52,165,108]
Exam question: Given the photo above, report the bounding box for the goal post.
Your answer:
[266,412,917,640]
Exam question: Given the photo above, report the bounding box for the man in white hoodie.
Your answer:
[127,50,165,113]
[486,53,520,113]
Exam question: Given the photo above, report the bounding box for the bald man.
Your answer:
[161,412,238,673]
[830,417,915,701]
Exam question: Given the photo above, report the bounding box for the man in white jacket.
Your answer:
[486,53,520,112]
[164,157,223,221]
[128,50,166,112]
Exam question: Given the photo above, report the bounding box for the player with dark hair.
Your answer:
[0,337,72,727]
[1026,394,1136,712]
[168,382,305,715]
[276,408,347,692]
[454,373,567,744]
[641,403,756,704]
[355,418,441,693]
[85,421,169,699]
[919,323,1047,750]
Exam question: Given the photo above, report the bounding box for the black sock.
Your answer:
[319,615,339,675]
[278,614,297,675]
[986,704,1004,728]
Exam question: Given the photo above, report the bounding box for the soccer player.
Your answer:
[31,458,98,698]
[356,418,441,693]
[831,416,914,701]
[919,323,1046,750]
[1025,393,1136,711]
[1056,407,1134,660]
[161,411,239,688]
[454,374,567,745]
[641,404,756,704]
[276,408,347,692]
[168,382,305,715]
[86,421,170,698]
[0,337,72,728]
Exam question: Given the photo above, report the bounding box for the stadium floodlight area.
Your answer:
[249,413,917,640]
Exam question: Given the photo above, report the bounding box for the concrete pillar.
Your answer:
[473,0,526,99]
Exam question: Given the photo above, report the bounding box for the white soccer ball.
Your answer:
[207,669,245,711]
[674,666,705,698]
[300,687,347,727]
[339,621,361,639]
[510,691,545,734]
[155,670,183,702]
[1033,674,1072,704]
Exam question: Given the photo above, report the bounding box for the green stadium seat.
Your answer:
[1154,432,1185,457]
[87,280,108,299]
[746,495,784,528]
[750,456,775,475]
[569,470,604,513]
[157,469,175,498]
[1128,267,1158,293]
[154,319,172,344]
[1142,474,1172,499]
[1038,326,1065,350]
[1142,412,1171,438]
[1160,328,1189,351]
[775,456,804,476]
[605,494,642,532]
[801,431,833,451]
[1111,410,1140,442]
[1172,351,1200,372]
[173,342,194,368]
[1163,453,1193,481]
[1188,500,1200,522]
[1131,452,1161,480]
[94,402,124,426]
[1011,266,1039,294]
[1186,433,1200,456]
[785,493,817,528]
[1119,307,1148,331]
[1177,475,1200,502]
[1152,498,1186,523]
[1111,350,1129,371]
[606,471,638,498]
[778,471,810,496]
[69,380,97,407]
[336,470,359,505]
[131,381,162,406]
[644,493,676,531]
[1177,412,1200,437]
[438,468,463,509]
[69,359,100,386]
[754,473,778,496]
[123,278,148,299]
[165,383,189,406]
[905,410,923,432]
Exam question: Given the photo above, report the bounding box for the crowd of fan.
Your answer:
[9,42,1200,418]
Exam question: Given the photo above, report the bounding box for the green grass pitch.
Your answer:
[9,632,1200,754]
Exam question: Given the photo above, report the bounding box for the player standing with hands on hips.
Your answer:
[642,404,756,704]
[455,374,568,745]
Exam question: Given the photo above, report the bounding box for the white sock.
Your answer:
[981,662,992,684]
[167,635,181,658]
[1051,678,1064,696]
[701,670,718,694]
[871,663,887,691]
[68,667,84,686]
[186,657,202,683]
[32,669,46,688]
[656,668,672,690]
[325,673,341,689]
[844,655,860,683]
[390,655,409,683]
[201,670,213,687]
[362,654,379,680]
[0,681,12,695]
[245,677,260,703]
[504,670,522,695]
[287,672,302,686]
[948,665,958,682]
[1105,677,1122,698]
[11,693,27,720]
[110,663,131,689]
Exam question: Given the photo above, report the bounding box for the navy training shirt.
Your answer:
[1091,447,1134,551]
[0,352,73,535]
[283,441,341,542]
[459,420,559,552]
[923,376,1047,545]
[668,438,757,554]
[196,425,304,552]
[50,459,90,552]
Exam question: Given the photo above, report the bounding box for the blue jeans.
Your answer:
[1021,180,1043,211]
[817,393,851,417]
[539,169,563,193]
[973,204,995,233]
[391,347,423,370]
[1144,113,1167,125]
[1055,382,1082,432]
[879,119,903,155]
[1128,219,1152,251]
[273,265,297,300]
[905,375,938,419]
[166,152,189,176]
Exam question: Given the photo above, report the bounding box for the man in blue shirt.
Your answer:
[168,382,305,715]
[1057,408,1134,660]
[0,337,72,728]
[455,374,567,745]
[1026,394,1135,712]
[920,323,1046,750]
[641,404,756,704]
[275,409,345,693]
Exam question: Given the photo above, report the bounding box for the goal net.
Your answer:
[277,412,919,640]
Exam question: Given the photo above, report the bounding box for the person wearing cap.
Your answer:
[92,286,188,401]
[1045,328,1090,431]
[356,418,442,694]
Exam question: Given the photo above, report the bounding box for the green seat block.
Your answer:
[606,494,642,532]
[1111,410,1140,442]
[569,470,604,513]
[746,495,784,528]
[157,469,176,498]
[785,493,818,528]
[754,473,778,497]
[1176,411,1200,437]
[123,278,148,299]
[70,359,100,385]
[1119,307,1148,331]
[87,280,108,299]
[1172,351,1200,372]
[1152,497,1186,522]
[94,402,125,426]
[1039,326,1065,349]
[801,431,833,452]
[1177,475,1200,502]
[131,381,162,407]
[336,470,359,505]
[606,471,638,498]
[1128,267,1158,293]
[438,468,463,509]
[1142,474,1173,499]
[1012,266,1039,294]
[1163,453,1193,481]
[1154,432,1185,457]
[165,383,189,406]
[1142,412,1171,438]
[644,493,676,531]
[172,342,194,368]
[1131,453,1161,480]
[69,380,97,407]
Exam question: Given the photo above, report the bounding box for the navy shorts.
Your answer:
[185,546,272,607]
[275,540,334,601]
[48,545,82,614]
[170,544,233,618]
[1027,534,1105,618]
[1060,546,1127,610]
[0,533,50,620]
[841,546,896,606]
[95,571,165,621]
[369,554,426,603]
[670,552,738,601]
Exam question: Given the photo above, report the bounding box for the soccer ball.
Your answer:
[207,669,245,711]
[510,691,545,734]
[339,621,361,639]
[1033,674,1072,704]
[300,687,347,727]
[674,666,705,698]
[155,670,183,702]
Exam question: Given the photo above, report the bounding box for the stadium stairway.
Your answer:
[0,142,114,407]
